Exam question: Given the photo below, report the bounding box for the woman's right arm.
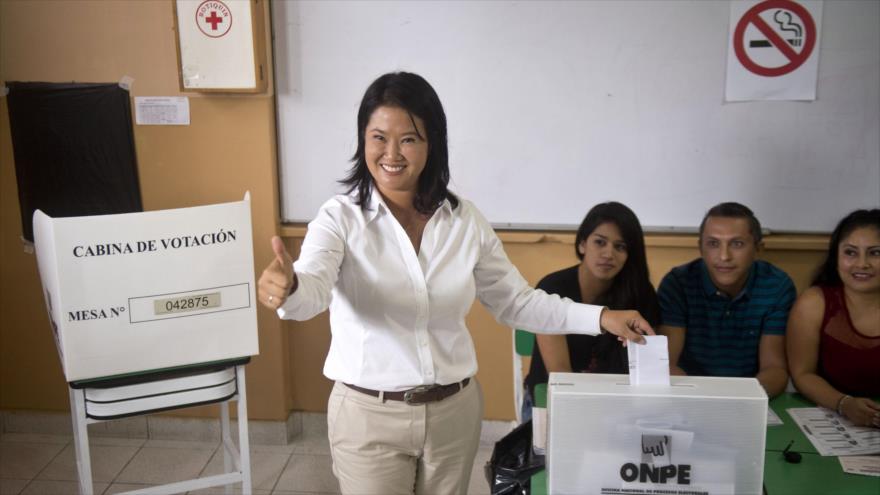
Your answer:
[787,287,879,426]
[788,288,835,405]
[536,334,573,373]
[257,236,297,309]
[257,202,346,320]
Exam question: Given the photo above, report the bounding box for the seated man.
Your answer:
[658,202,795,397]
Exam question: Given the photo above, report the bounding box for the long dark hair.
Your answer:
[812,209,880,287]
[575,202,661,372]
[340,72,458,214]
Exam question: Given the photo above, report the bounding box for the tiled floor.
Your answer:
[0,418,499,495]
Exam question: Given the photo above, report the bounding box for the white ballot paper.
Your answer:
[627,335,670,386]
[839,456,880,477]
[33,194,258,382]
[788,407,880,456]
[766,407,784,427]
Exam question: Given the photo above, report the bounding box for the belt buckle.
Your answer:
[403,385,435,405]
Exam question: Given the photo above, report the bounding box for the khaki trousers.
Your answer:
[327,379,483,495]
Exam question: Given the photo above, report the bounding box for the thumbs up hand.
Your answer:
[258,236,296,309]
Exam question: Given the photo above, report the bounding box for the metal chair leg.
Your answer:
[69,387,94,495]
[237,366,253,495]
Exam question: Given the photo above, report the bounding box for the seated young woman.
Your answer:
[787,209,880,427]
[521,202,661,421]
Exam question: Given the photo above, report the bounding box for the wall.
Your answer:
[0,0,290,420]
[0,1,829,423]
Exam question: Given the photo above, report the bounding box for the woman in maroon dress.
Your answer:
[787,209,880,427]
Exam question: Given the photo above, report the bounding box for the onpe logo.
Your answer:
[618,434,692,485]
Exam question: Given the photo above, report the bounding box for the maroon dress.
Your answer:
[818,285,880,397]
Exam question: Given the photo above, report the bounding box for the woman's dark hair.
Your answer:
[812,209,880,286]
[575,202,662,373]
[340,72,458,214]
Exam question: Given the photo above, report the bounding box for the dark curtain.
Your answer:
[6,82,142,242]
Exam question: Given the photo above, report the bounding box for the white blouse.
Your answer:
[278,189,603,391]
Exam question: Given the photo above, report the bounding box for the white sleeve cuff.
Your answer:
[275,284,300,320]
[565,302,604,336]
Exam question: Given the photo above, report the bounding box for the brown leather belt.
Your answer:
[344,378,470,405]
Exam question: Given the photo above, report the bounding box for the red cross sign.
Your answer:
[733,0,816,77]
[195,0,233,38]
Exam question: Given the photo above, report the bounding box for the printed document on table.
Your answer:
[767,408,783,426]
[627,335,670,386]
[788,407,880,456]
[839,456,880,477]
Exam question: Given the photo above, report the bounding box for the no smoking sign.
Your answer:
[733,0,816,77]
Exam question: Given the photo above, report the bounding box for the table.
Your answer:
[765,392,819,454]
[762,393,878,495]
[529,393,879,495]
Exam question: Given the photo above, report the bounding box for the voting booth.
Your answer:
[33,195,259,495]
[547,373,767,495]
[33,195,258,382]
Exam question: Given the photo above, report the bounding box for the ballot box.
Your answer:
[547,373,767,495]
[33,195,258,382]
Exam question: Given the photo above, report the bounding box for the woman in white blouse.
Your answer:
[258,72,654,495]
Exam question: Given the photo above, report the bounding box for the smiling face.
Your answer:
[700,216,759,297]
[579,222,628,283]
[837,226,880,294]
[364,105,428,202]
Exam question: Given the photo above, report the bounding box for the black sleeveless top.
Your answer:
[523,265,628,398]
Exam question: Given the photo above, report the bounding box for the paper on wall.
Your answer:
[135,97,190,125]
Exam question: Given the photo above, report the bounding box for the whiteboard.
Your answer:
[273,0,879,233]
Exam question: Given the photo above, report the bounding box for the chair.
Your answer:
[512,329,535,424]
[68,360,253,495]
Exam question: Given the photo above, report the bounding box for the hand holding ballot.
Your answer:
[258,236,296,310]
[599,309,655,345]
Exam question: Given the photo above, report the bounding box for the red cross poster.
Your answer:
[725,0,823,101]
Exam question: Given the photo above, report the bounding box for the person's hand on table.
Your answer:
[258,236,296,310]
[600,309,655,346]
[840,396,880,427]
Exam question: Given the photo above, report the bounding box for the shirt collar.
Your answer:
[436,196,453,216]
[699,259,756,301]
[363,186,384,224]
[363,185,452,224]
